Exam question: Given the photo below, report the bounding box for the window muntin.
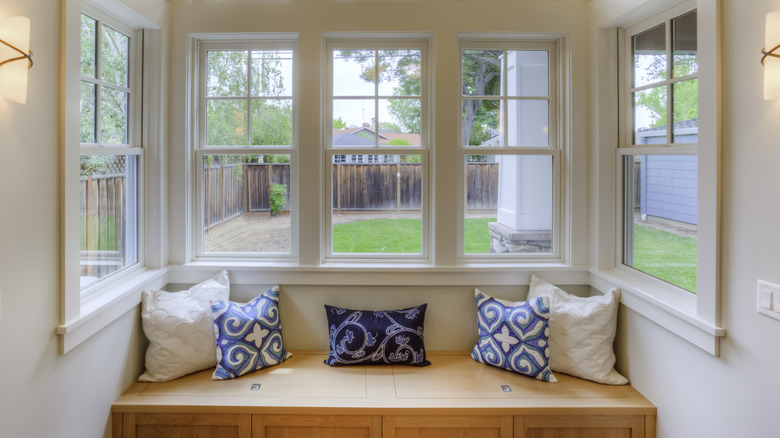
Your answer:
[330,49,422,148]
[631,10,698,145]
[459,41,559,259]
[623,8,699,293]
[326,40,428,259]
[78,12,140,290]
[462,49,551,148]
[197,43,297,258]
[205,49,294,147]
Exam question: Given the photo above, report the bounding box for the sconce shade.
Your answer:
[764,11,780,100]
[0,16,31,104]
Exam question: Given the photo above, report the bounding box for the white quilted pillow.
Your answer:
[527,275,628,385]
[138,270,230,382]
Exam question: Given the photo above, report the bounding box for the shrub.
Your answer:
[270,183,286,215]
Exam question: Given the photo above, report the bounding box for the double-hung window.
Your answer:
[459,39,561,260]
[325,38,429,260]
[621,6,699,293]
[196,40,297,258]
[611,0,723,354]
[78,9,141,291]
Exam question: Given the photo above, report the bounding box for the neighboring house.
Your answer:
[332,123,421,163]
[635,119,699,225]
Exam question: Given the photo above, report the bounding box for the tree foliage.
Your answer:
[635,54,698,128]
[206,50,293,146]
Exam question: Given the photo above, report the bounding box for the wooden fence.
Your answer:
[80,173,125,279]
[204,162,499,229]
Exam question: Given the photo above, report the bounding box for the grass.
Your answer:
[332,217,497,254]
[632,224,697,293]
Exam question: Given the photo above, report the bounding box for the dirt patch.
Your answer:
[205,212,292,253]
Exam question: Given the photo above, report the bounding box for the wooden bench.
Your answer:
[112,351,656,438]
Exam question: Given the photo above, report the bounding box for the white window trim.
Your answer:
[191,37,300,262]
[58,0,168,354]
[323,35,433,264]
[592,0,723,355]
[457,35,569,264]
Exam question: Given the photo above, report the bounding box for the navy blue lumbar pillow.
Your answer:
[324,304,430,367]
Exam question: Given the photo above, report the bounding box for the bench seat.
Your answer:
[112,351,656,438]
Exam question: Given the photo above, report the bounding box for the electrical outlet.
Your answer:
[757,280,780,320]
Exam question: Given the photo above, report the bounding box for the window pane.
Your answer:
[207,99,248,146]
[251,99,293,146]
[379,99,420,146]
[465,154,553,254]
[506,99,548,147]
[633,24,666,88]
[80,81,96,143]
[80,154,138,289]
[506,50,549,97]
[202,154,292,254]
[333,50,375,96]
[673,10,698,77]
[634,85,667,144]
[101,87,128,145]
[251,50,293,97]
[101,25,130,88]
[673,79,698,144]
[331,154,422,254]
[463,98,500,146]
[207,50,248,97]
[623,155,697,292]
[332,99,376,146]
[462,50,502,96]
[378,49,421,96]
[80,14,96,78]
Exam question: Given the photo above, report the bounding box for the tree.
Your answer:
[635,54,698,128]
[461,50,501,146]
[333,117,348,130]
[337,50,422,135]
[206,50,293,146]
[337,49,501,145]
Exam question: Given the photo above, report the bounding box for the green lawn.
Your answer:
[332,217,496,254]
[632,224,697,293]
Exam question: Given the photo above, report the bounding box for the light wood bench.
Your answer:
[112,352,656,438]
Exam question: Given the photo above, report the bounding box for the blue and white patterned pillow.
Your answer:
[324,304,430,367]
[471,289,556,382]
[211,286,292,380]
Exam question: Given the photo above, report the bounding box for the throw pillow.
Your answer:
[527,275,628,385]
[324,304,430,367]
[211,286,292,380]
[139,269,230,382]
[471,289,556,382]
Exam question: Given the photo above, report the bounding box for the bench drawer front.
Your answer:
[384,415,513,438]
[515,415,647,438]
[253,414,381,438]
[120,413,252,438]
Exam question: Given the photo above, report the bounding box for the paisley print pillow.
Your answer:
[211,286,292,380]
[471,289,556,382]
[324,304,430,367]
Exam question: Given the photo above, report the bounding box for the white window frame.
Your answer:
[191,36,299,262]
[58,0,168,354]
[323,35,432,263]
[457,36,566,263]
[592,0,724,355]
[78,6,142,291]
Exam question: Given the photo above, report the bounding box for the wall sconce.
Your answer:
[0,16,33,104]
[763,11,780,100]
